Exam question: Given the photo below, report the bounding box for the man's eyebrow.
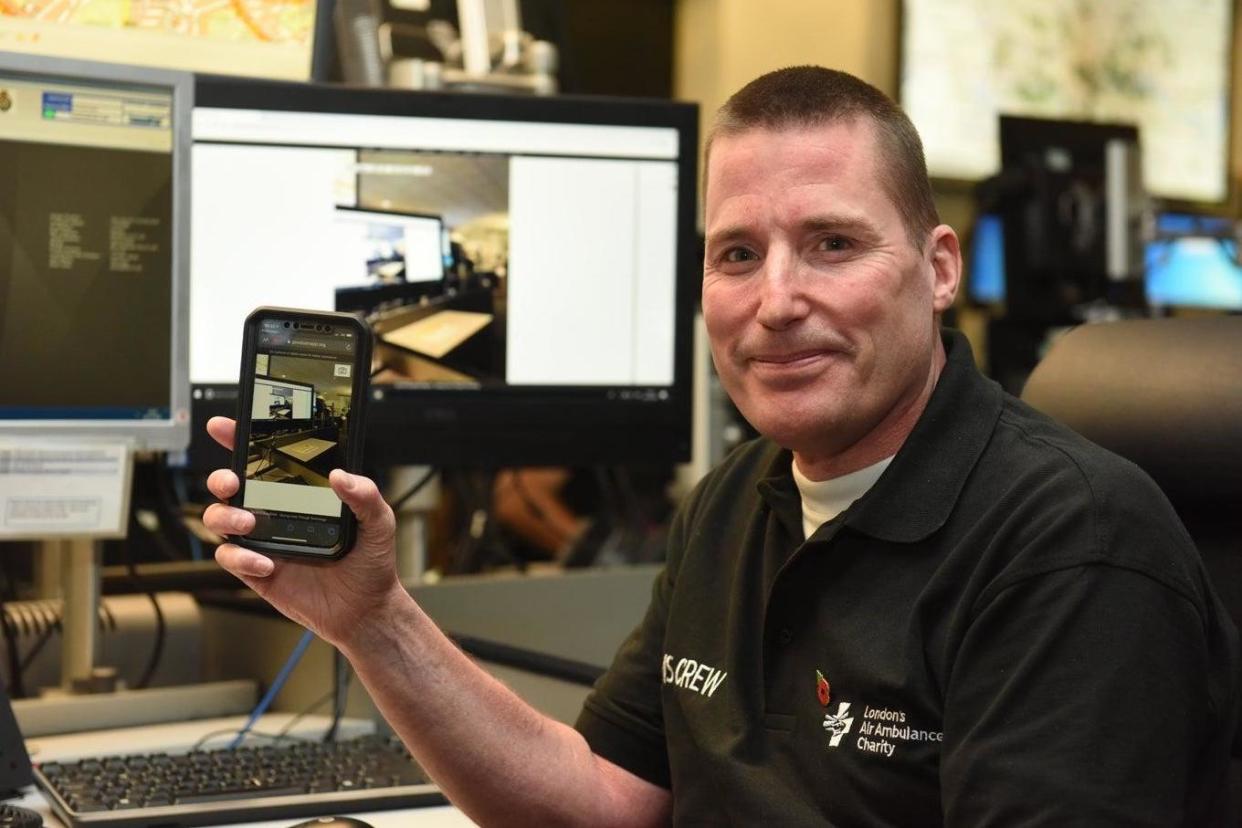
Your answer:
[704,225,753,247]
[706,214,879,246]
[799,214,878,236]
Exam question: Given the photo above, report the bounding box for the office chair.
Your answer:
[1019,315,1242,820]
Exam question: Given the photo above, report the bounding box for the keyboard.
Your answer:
[34,733,445,827]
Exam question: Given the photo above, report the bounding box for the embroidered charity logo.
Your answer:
[817,669,853,748]
[823,703,854,747]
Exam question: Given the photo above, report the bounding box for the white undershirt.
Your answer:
[792,455,894,540]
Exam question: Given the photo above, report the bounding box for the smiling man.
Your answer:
[700,115,954,478]
[205,67,1239,826]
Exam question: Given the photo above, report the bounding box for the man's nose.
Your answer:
[755,249,809,329]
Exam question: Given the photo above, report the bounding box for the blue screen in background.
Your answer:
[967,212,1006,304]
[967,211,1242,310]
[1145,213,1242,310]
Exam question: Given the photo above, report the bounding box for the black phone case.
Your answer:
[227,306,373,559]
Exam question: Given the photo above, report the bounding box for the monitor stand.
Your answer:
[56,537,105,693]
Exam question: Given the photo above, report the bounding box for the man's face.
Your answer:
[701,121,958,466]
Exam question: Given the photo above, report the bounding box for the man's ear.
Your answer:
[926,224,961,313]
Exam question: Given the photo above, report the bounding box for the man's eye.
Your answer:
[723,248,757,263]
[819,235,851,252]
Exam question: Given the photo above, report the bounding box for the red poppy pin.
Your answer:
[816,669,831,707]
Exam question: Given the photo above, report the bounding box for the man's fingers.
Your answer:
[207,468,240,500]
[203,502,256,536]
[206,416,237,451]
[330,470,396,543]
[216,543,275,578]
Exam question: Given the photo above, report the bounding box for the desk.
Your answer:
[382,311,492,359]
[277,438,337,463]
[19,715,475,827]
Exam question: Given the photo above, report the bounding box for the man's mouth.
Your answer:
[751,350,830,366]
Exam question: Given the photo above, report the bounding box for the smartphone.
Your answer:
[228,307,372,559]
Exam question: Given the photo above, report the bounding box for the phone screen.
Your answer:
[241,317,359,548]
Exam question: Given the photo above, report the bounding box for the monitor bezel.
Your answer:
[191,75,698,467]
[0,52,192,452]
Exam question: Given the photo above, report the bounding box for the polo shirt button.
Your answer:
[778,627,794,645]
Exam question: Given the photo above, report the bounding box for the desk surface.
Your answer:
[20,714,475,827]
[278,438,337,463]
[383,311,492,359]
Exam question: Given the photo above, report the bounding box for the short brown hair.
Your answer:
[707,66,939,248]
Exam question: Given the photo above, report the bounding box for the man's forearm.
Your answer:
[337,585,659,828]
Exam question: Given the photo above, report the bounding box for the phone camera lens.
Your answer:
[284,322,290,328]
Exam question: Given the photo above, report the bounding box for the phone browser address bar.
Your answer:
[287,333,354,355]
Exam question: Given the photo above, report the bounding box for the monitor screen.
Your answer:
[190,78,697,466]
[901,0,1233,203]
[252,376,315,422]
[967,212,1005,305]
[334,206,445,285]
[1146,213,1242,310]
[0,53,190,451]
[0,0,328,81]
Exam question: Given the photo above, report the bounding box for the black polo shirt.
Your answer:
[576,330,1239,826]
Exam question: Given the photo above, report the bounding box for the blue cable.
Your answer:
[228,628,316,749]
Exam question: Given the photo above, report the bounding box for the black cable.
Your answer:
[0,559,27,699]
[122,523,166,690]
[593,466,624,527]
[612,467,645,536]
[135,591,165,691]
[132,506,188,563]
[0,602,25,699]
[389,467,438,511]
[451,469,506,574]
[323,649,351,743]
[276,688,336,740]
[18,621,55,674]
[323,649,342,743]
[158,463,202,560]
[450,633,605,687]
[445,471,478,574]
[190,727,317,752]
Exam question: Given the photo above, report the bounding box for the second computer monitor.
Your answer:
[190,77,697,466]
[0,53,191,452]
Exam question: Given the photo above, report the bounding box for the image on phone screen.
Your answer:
[242,318,358,547]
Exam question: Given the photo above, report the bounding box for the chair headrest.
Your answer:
[1020,316,1242,505]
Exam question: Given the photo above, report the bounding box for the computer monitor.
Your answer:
[335,206,446,284]
[996,116,1143,320]
[0,53,192,452]
[1145,212,1242,311]
[0,0,333,81]
[189,76,697,467]
[252,376,315,424]
[966,210,1242,312]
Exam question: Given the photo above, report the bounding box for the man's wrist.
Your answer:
[335,580,420,655]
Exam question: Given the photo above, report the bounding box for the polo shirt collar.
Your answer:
[756,329,1003,543]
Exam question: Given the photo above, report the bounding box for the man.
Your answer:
[204,67,1238,825]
